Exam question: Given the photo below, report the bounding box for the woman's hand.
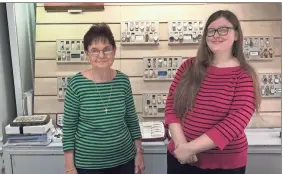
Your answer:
[65,168,77,174]
[135,152,145,174]
[174,143,198,164]
[186,154,198,164]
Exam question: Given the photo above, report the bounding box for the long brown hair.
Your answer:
[174,10,262,118]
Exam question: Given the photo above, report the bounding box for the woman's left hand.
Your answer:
[174,143,196,164]
[135,152,145,174]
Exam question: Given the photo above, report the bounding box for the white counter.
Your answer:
[45,128,281,148]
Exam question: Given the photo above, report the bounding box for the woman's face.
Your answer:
[206,17,237,54]
[87,40,116,69]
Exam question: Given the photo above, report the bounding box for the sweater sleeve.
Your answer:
[205,73,256,150]
[62,83,80,151]
[124,76,142,140]
[164,58,195,128]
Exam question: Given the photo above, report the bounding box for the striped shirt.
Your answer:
[62,70,142,169]
[165,58,256,169]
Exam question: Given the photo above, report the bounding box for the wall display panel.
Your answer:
[120,21,159,45]
[35,42,122,60]
[57,76,71,99]
[142,93,167,117]
[56,40,87,63]
[35,22,281,43]
[243,36,274,60]
[168,20,205,45]
[121,57,282,77]
[56,114,63,127]
[259,73,281,98]
[143,56,183,81]
[120,39,281,59]
[34,60,121,77]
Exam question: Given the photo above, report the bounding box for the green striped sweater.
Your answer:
[62,70,142,169]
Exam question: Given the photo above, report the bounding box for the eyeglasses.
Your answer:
[207,27,234,37]
[87,47,113,57]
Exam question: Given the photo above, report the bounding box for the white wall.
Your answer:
[0,3,17,143]
[6,3,36,116]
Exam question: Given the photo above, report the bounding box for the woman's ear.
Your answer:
[113,48,116,56]
[234,31,238,41]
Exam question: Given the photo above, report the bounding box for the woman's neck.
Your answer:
[212,51,234,67]
[91,68,113,83]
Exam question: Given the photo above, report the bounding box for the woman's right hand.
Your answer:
[186,154,198,164]
[64,151,77,174]
[174,141,198,165]
[65,168,78,174]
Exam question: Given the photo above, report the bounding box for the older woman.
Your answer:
[62,23,145,174]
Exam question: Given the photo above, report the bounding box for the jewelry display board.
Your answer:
[168,20,205,45]
[56,40,87,63]
[243,36,274,60]
[56,114,64,127]
[142,93,167,117]
[121,21,159,45]
[259,73,281,98]
[143,56,183,81]
[57,76,71,99]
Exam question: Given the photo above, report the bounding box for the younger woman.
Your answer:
[165,10,261,174]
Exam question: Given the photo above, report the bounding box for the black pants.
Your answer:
[167,151,246,174]
[76,158,135,174]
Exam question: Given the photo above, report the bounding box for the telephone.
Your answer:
[139,121,166,142]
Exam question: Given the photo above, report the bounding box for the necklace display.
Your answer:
[91,70,113,113]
